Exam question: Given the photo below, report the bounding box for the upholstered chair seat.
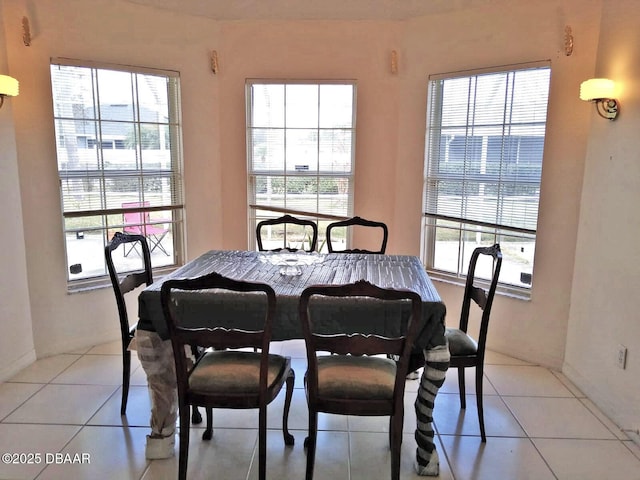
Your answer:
[445,328,479,356]
[315,355,396,400]
[189,351,291,396]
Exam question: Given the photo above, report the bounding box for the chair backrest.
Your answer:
[326,216,388,254]
[256,214,318,252]
[299,280,422,402]
[458,243,502,355]
[105,232,153,340]
[160,272,277,396]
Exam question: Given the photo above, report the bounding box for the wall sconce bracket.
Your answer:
[594,98,619,120]
[580,78,619,121]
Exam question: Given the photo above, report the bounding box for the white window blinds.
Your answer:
[52,60,184,217]
[424,66,550,234]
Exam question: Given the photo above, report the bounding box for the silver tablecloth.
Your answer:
[138,250,446,350]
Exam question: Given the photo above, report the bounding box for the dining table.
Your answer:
[137,249,449,475]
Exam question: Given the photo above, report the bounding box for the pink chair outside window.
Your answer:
[122,201,171,256]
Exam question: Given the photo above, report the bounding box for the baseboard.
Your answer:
[563,361,640,447]
[488,341,564,370]
[35,330,119,358]
[0,349,37,382]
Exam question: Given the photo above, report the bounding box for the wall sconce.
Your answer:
[580,78,619,120]
[0,75,20,109]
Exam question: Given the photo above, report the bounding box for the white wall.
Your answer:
[565,0,640,438]
[2,0,635,436]
[0,2,35,379]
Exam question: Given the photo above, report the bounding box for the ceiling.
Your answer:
[122,0,486,21]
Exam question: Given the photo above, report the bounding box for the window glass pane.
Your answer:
[64,215,105,233]
[55,119,100,171]
[253,175,286,209]
[252,84,284,128]
[319,84,353,128]
[51,65,96,119]
[286,84,318,128]
[64,216,107,279]
[493,232,535,287]
[60,176,105,213]
[285,176,318,212]
[251,128,285,171]
[138,75,171,122]
[286,129,318,171]
[511,69,551,123]
[431,219,461,273]
[319,129,352,172]
[96,70,135,120]
[319,177,351,216]
[104,177,143,210]
[65,230,108,279]
[473,73,509,126]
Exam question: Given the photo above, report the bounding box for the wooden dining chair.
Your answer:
[256,214,318,252]
[326,216,388,254]
[445,243,502,442]
[299,280,422,480]
[161,272,295,480]
[105,232,204,424]
[105,232,153,415]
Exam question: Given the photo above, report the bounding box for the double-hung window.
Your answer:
[422,63,551,293]
[246,80,356,251]
[51,59,185,288]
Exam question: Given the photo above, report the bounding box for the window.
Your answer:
[421,64,551,292]
[51,59,184,287]
[246,80,356,251]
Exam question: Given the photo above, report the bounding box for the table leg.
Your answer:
[136,330,208,459]
[414,342,450,476]
[136,331,178,447]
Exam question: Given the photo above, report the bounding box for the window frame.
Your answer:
[50,58,186,290]
[245,79,357,251]
[421,62,551,297]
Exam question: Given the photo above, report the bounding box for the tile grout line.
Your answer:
[1,352,88,423]
[488,369,561,480]
[493,363,640,479]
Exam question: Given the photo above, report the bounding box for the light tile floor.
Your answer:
[1,340,639,479]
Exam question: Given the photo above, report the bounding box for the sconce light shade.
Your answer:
[579,78,618,120]
[0,75,19,109]
[580,78,614,101]
[0,75,19,97]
